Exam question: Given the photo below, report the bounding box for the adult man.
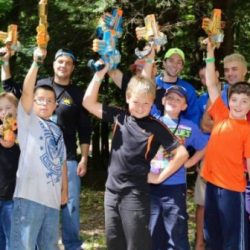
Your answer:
[1,47,92,250]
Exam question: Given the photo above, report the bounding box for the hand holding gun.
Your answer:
[36,0,49,62]
[0,24,20,62]
[202,9,224,48]
[135,14,167,58]
[88,8,123,72]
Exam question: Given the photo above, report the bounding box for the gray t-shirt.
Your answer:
[14,103,66,209]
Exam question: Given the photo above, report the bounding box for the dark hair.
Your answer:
[228,81,250,99]
[54,48,76,64]
[34,84,56,100]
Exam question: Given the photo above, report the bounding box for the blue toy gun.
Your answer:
[88,8,123,72]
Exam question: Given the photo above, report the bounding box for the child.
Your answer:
[0,92,19,250]
[83,64,189,250]
[149,85,208,250]
[9,48,68,250]
[201,39,250,250]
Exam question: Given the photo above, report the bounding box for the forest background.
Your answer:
[0,1,250,248]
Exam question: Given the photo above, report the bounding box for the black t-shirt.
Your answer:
[102,105,180,193]
[0,143,20,200]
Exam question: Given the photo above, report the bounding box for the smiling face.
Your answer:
[162,92,187,119]
[163,54,184,79]
[229,93,250,120]
[53,55,75,84]
[224,61,247,85]
[33,88,57,120]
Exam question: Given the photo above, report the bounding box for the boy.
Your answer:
[9,48,68,250]
[201,39,250,250]
[149,85,208,250]
[0,92,19,250]
[83,64,189,250]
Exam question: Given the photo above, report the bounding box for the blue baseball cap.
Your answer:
[164,85,188,102]
[54,48,76,63]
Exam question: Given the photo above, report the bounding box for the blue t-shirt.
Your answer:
[151,75,199,124]
[150,116,208,185]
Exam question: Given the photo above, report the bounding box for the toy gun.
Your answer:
[202,9,224,48]
[88,8,123,72]
[2,114,17,144]
[135,14,167,58]
[0,24,20,58]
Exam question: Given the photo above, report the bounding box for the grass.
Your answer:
[79,168,197,250]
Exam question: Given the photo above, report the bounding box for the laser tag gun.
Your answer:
[202,9,224,48]
[135,14,167,58]
[36,0,49,61]
[0,24,20,60]
[88,8,123,72]
[2,114,17,144]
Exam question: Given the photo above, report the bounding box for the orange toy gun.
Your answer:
[135,14,167,58]
[202,9,224,48]
[36,0,49,51]
[2,114,17,143]
[0,24,20,58]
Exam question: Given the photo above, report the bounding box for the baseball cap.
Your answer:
[164,48,185,63]
[164,85,188,102]
[54,48,76,63]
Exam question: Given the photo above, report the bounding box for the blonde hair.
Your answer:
[126,76,156,99]
[223,53,247,69]
[0,92,18,107]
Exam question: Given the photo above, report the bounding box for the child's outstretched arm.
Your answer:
[184,148,206,168]
[82,63,109,119]
[148,144,189,184]
[20,48,46,114]
[61,161,68,205]
[205,39,220,104]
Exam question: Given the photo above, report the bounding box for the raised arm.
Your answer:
[108,68,123,89]
[205,39,220,103]
[82,64,109,119]
[0,47,12,81]
[20,48,46,113]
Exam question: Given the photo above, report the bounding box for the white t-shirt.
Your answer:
[14,103,66,209]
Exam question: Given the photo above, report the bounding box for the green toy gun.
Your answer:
[88,8,123,71]
[0,24,20,60]
[135,14,167,58]
[202,9,224,48]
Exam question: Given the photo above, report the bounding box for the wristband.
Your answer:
[93,74,103,83]
[3,61,9,66]
[31,61,40,68]
[205,57,215,63]
[145,58,155,64]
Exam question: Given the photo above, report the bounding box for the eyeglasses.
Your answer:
[34,98,55,105]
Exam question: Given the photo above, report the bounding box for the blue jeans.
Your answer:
[0,200,13,250]
[149,184,190,250]
[204,182,248,250]
[10,198,59,250]
[62,160,82,250]
[105,188,151,250]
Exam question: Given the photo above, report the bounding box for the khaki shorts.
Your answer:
[194,162,206,206]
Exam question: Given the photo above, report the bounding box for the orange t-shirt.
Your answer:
[201,97,250,192]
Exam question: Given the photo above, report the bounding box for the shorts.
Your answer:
[194,162,206,206]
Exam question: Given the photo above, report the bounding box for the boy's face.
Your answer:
[53,55,75,84]
[224,61,247,85]
[162,92,187,118]
[33,89,57,120]
[163,54,184,78]
[126,92,154,119]
[0,98,17,121]
[229,93,250,120]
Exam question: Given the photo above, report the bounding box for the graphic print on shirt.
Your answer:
[150,124,191,174]
[39,120,64,185]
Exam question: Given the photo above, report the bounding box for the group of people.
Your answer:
[0,35,249,250]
